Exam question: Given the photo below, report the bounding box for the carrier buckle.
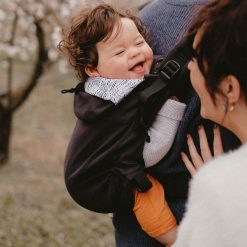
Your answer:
[160,60,181,80]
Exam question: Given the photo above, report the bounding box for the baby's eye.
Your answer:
[115,50,124,56]
[136,40,144,46]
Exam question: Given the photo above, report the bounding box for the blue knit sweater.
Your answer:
[140,0,210,56]
[113,1,240,246]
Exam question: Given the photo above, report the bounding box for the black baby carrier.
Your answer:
[62,37,193,213]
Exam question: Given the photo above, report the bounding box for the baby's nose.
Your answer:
[128,47,140,58]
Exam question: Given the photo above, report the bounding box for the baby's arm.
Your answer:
[143,99,186,167]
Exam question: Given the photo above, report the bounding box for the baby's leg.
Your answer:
[133,175,177,246]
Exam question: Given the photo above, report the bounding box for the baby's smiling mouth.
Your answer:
[129,61,145,73]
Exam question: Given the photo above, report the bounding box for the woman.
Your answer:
[113,0,240,246]
[173,0,247,246]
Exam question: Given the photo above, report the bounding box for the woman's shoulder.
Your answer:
[177,144,247,247]
[199,143,247,173]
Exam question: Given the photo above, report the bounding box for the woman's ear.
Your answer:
[85,65,100,77]
[220,75,241,105]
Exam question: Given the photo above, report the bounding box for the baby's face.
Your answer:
[88,18,153,80]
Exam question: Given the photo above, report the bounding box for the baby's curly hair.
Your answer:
[58,3,149,83]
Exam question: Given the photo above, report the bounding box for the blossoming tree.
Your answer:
[0,0,87,164]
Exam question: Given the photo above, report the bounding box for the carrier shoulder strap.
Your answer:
[138,37,193,136]
[139,36,192,103]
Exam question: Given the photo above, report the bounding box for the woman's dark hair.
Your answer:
[188,0,247,101]
[58,3,149,82]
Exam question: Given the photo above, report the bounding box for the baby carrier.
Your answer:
[62,37,193,213]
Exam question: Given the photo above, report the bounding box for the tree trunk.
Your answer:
[0,109,12,165]
[0,19,47,165]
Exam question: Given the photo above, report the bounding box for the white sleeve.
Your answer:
[172,166,221,247]
[143,99,186,168]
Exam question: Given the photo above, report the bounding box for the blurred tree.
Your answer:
[0,0,86,164]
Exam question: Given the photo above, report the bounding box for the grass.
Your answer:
[0,65,115,247]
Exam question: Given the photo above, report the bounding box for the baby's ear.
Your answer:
[85,65,100,77]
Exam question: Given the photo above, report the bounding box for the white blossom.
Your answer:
[48,48,59,61]
[58,60,69,74]
[0,9,7,20]
[51,26,62,44]
[0,0,90,71]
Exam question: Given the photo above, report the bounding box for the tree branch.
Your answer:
[7,12,19,110]
[10,19,49,111]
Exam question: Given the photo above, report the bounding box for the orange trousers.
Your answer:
[133,175,177,238]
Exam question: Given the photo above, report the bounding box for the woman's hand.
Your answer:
[181,125,224,176]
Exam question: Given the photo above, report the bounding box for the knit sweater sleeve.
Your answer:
[143,99,186,168]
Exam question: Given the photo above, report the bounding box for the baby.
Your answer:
[59,3,185,245]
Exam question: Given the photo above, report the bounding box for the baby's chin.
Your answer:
[111,69,150,80]
[130,75,145,80]
[124,72,146,80]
